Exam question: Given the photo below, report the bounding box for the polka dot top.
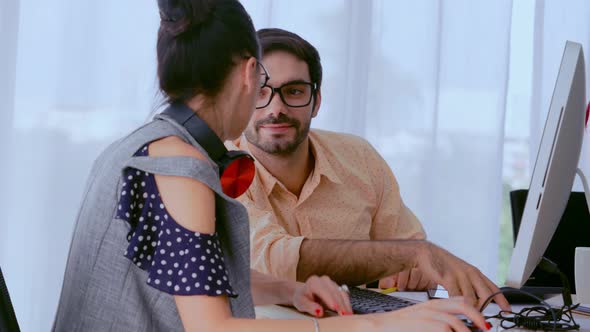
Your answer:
[115,144,237,297]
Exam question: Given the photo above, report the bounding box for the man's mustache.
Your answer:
[255,114,299,129]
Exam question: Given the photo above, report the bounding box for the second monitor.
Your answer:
[506,40,587,291]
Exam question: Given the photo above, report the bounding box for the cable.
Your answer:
[479,287,580,331]
[537,257,573,306]
[494,304,580,330]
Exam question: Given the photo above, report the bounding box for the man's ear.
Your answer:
[311,88,322,118]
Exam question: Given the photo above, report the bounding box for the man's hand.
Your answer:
[379,268,435,291]
[292,275,353,317]
[416,242,511,311]
[296,237,510,311]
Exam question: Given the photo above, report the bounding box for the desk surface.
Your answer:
[256,292,590,331]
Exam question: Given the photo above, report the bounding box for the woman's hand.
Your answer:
[292,275,353,317]
[372,297,491,332]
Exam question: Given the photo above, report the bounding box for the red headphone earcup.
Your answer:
[220,157,255,198]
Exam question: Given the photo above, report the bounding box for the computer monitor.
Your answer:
[0,267,20,332]
[506,41,587,288]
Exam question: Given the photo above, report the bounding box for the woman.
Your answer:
[53,0,490,331]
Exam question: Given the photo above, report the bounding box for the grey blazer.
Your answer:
[53,114,254,331]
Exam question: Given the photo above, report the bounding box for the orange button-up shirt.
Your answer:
[230,129,425,281]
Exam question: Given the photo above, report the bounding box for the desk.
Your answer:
[256,292,590,331]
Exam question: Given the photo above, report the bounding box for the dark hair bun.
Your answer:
[157,0,259,103]
[158,0,216,37]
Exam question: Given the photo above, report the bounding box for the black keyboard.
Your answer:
[349,286,418,314]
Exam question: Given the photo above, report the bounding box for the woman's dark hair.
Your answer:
[157,0,260,103]
[257,28,322,91]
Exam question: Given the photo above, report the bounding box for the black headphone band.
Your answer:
[161,102,228,161]
[161,102,253,174]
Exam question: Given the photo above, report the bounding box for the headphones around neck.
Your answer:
[161,102,255,198]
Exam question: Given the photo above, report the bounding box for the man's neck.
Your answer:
[247,138,314,198]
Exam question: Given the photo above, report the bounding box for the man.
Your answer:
[231,28,508,309]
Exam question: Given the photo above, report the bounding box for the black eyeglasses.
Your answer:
[242,55,270,88]
[256,81,317,109]
[257,60,270,88]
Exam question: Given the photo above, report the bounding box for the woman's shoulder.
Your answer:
[148,136,208,161]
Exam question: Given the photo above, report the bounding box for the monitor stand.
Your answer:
[503,285,564,304]
[504,257,573,305]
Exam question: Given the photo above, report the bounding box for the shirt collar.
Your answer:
[234,132,342,198]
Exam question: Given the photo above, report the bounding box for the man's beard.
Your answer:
[245,113,311,156]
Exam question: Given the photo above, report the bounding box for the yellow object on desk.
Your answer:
[380,287,397,294]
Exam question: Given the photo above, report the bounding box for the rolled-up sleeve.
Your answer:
[243,202,305,281]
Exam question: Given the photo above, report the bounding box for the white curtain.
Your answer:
[1,1,589,330]
[1,1,160,331]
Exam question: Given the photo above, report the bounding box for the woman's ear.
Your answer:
[242,57,258,94]
[312,88,322,118]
